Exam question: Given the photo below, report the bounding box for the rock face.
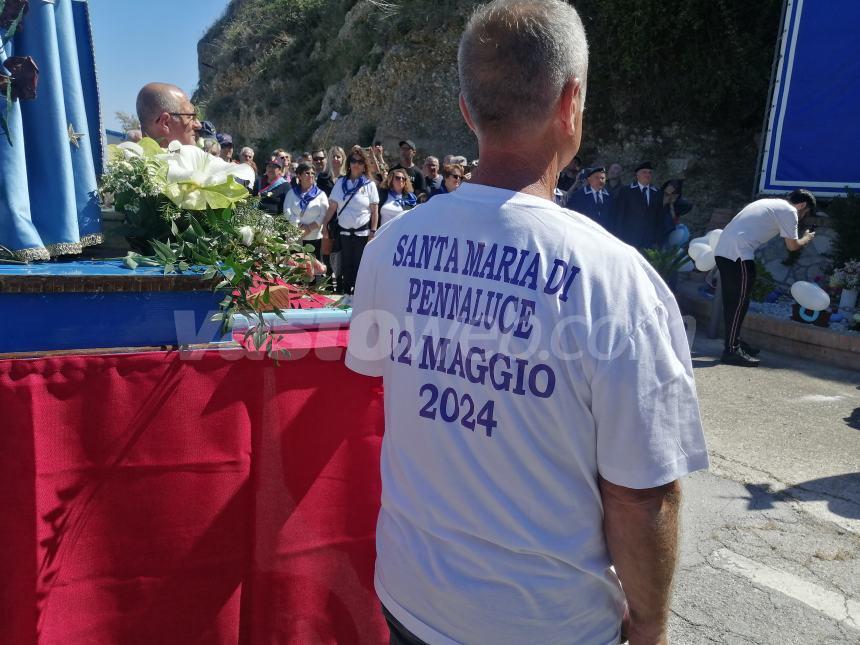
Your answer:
[195,0,782,230]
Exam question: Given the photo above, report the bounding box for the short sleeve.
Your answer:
[345,242,387,377]
[284,194,299,223]
[367,181,380,205]
[775,204,799,240]
[591,302,709,489]
[330,181,344,206]
[314,193,329,224]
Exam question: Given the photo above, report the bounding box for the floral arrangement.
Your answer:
[100,137,326,353]
[829,259,860,291]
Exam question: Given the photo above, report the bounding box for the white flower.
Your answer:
[238,226,255,246]
[157,143,246,187]
[230,163,256,185]
[117,141,144,159]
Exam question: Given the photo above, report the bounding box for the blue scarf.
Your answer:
[293,182,321,212]
[341,175,370,197]
[391,191,417,208]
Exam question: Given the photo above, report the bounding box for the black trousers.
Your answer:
[303,238,322,261]
[339,234,368,295]
[716,256,757,352]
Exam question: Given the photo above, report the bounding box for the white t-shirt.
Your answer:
[714,198,800,261]
[379,192,408,227]
[346,183,709,645]
[283,187,329,241]
[330,177,379,236]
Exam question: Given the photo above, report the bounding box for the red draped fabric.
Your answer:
[0,331,387,644]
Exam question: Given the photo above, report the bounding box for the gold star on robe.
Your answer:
[68,123,85,148]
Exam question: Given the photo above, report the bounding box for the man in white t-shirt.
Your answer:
[713,191,816,366]
[345,1,708,643]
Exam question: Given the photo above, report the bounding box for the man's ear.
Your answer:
[459,94,478,135]
[559,78,582,136]
[153,111,170,134]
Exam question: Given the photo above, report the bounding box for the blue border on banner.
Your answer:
[758,0,860,197]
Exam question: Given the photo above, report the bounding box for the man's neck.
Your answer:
[469,142,567,202]
[400,160,415,169]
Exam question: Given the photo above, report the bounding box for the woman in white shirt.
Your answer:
[322,146,379,294]
[378,169,417,227]
[283,161,329,260]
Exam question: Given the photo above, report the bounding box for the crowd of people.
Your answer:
[134,84,694,297]
[199,135,474,294]
[198,130,694,294]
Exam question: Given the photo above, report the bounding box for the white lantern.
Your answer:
[791,280,830,311]
[688,242,711,262]
[694,249,716,272]
[790,281,830,312]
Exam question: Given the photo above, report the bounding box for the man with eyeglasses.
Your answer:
[312,149,335,196]
[135,82,201,147]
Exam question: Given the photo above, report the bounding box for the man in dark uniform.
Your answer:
[566,166,615,233]
[614,161,664,250]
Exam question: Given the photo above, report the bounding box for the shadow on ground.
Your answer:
[742,474,860,520]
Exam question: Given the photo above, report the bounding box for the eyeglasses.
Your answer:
[447,174,463,181]
[312,156,326,162]
[392,175,406,181]
[301,170,315,176]
[349,158,365,164]
[168,111,200,122]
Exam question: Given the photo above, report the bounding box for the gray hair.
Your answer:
[202,138,220,155]
[240,146,254,157]
[458,0,588,135]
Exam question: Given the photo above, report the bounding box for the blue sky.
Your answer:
[88,0,230,132]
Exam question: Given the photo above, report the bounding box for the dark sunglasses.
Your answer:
[392,175,407,181]
[447,174,463,180]
[312,156,326,161]
[349,158,365,164]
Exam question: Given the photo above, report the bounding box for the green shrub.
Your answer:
[750,258,776,302]
[828,190,860,267]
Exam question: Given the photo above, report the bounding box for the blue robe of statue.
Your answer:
[0,0,103,261]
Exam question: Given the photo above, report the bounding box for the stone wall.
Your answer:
[757,213,836,287]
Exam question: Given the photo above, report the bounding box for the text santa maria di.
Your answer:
[387,234,582,438]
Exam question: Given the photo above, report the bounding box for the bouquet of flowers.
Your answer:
[829,260,860,291]
[100,138,325,353]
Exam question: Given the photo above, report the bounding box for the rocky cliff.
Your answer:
[195,0,783,233]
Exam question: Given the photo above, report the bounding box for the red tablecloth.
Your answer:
[0,331,387,644]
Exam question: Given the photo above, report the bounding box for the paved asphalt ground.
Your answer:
[668,336,860,644]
